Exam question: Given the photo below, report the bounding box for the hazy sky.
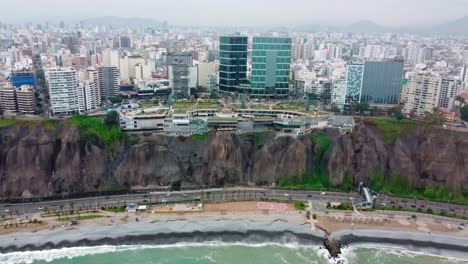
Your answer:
[1,0,467,26]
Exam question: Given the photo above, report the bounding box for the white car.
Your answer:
[321,192,326,195]
[37,207,44,210]
[284,194,290,197]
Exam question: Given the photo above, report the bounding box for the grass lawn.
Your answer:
[103,207,126,213]
[207,117,237,122]
[293,201,307,210]
[0,118,39,128]
[272,102,305,111]
[173,101,220,110]
[67,116,126,150]
[367,117,417,144]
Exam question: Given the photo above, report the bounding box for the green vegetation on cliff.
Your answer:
[371,170,468,205]
[191,133,209,141]
[68,115,126,150]
[278,134,332,190]
[367,117,417,144]
[0,118,59,129]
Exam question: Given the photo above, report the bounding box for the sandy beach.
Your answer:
[0,201,467,260]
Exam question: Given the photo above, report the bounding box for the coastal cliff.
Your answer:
[0,118,467,198]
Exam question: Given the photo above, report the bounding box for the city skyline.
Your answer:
[1,0,467,27]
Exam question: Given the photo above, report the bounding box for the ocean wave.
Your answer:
[343,244,468,264]
[0,242,318,264]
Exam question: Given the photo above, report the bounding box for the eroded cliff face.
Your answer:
[0,120,467,198]
[328,120,468,192]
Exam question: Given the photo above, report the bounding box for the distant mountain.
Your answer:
[345,20,387,33]
[431,16,468,35]
[80,16,163,28]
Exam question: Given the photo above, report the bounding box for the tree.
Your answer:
[425,108,445,125]
[455,95,466,106]
[460,105,468,122]
[357,102,370,114]
[330,103,341,113]
[104,111,119,126]
[209,91,218,99]
[59,203,65,216]
[69,200,75,214]
[109,95,123,104]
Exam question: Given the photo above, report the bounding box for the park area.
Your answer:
[173,101,220,110]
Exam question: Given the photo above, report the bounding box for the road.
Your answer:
[1,188,467,219]
[0,189,357,217]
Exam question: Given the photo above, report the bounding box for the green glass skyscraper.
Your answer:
[251,37,291,97]
[219,36,248,94]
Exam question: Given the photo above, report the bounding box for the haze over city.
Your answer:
[1,0,468,26]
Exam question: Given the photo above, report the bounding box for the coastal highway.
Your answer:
[0,189,358,216]
[1,189,467,218]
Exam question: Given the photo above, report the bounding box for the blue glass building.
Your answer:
[361,60,404,105]
[219,36,248,94]
[251,37,291,97]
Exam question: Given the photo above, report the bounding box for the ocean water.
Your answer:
[0,243,466,264]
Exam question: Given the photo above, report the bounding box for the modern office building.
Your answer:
[402,72,442,116]
[360,60,404,105]
[251,37,291,97]
[345,64,364,105]
[16,85,36,114]
[47,67,81,116]
[168,64,190,98]
[0,84,18,112]
[219,36,248,93]
[96,66,119,100]
[11,70,35,89]
[438,77,461,111]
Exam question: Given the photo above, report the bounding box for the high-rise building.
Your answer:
[438,77,461,111]
[219,36,248,93]
[402,72,442,116]
[345,64,364,105]
[251,37,291,97]
[360,60,404,105]
[198,62,215,89]
[96,66,119,100]
[165,52,194,66]
[47,67,81,116]
[119,36,132,49]
[16,85,36,114]
[78,81,98,112]
[331,79,347,110]
[168,64,190,98]
[0,84,18,112]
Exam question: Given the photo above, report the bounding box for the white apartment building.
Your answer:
[402,72,442,116]
[331,79,347,110]
[47,67,81,116]
[438,77,461,111]
[197,62,215,88]
[78,81,98,112]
